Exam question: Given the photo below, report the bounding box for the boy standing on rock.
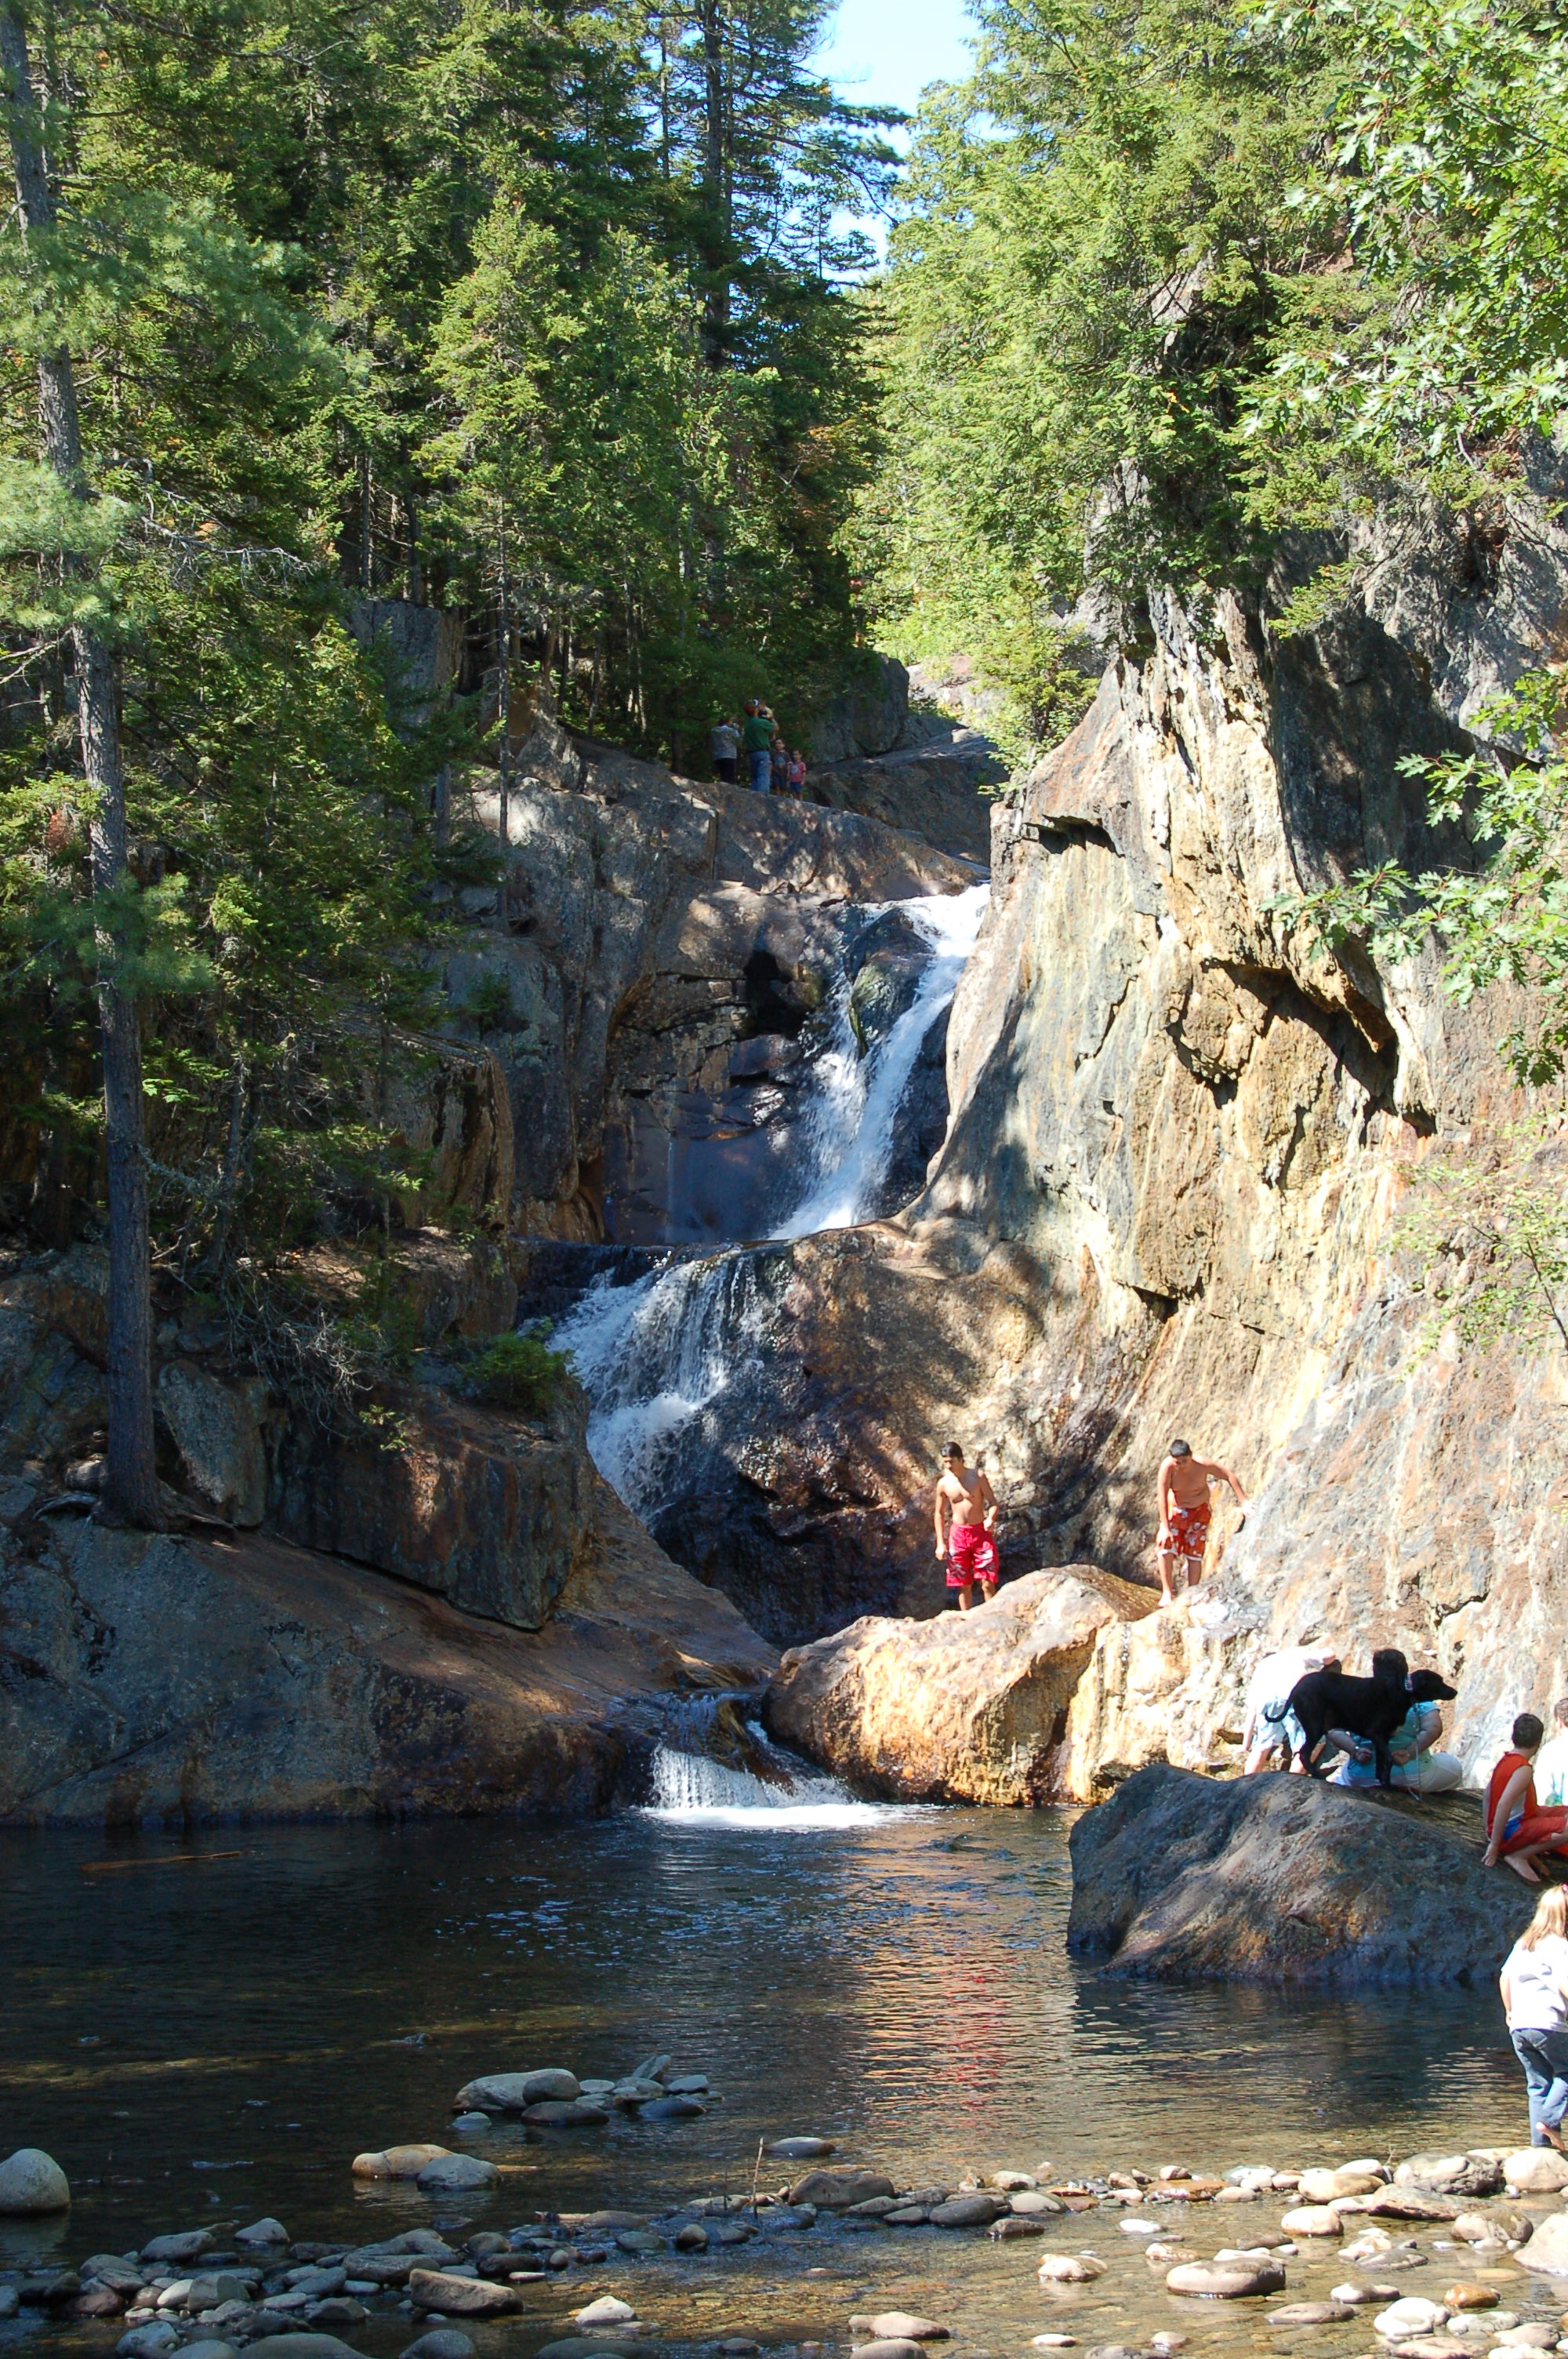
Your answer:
[935,1442,999,1612]
[1155,1438,1248,1601]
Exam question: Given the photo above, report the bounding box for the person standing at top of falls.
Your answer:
[935,1441,1000,1612]
[742,700,775,793]
[711,713,740,783]
[1155,1438,1248,1603]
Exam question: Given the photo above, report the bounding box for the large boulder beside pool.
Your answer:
[764,1567,1157,1803]
[1069,1762,1534,1986]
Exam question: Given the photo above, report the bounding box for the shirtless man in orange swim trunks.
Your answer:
[1155,1438,1249,1602]
[935,1441,1000,1612]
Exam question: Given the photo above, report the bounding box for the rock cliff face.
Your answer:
[0,1238,775,1826]
[444,722,981,1245]
[667,544,1568,1752]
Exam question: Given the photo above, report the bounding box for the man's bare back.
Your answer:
[935,1443,999,1612]
[1155,1438,1247,1602]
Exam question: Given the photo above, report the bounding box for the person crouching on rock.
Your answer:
[1486,1714,1568,1884]
[935,1442,999,1612]
[1501,1886,1568,2148]
[1155,1438,1249,1603]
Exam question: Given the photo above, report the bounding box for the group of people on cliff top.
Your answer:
[710,704,808,797]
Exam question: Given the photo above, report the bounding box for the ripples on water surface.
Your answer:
[0,1809,1528,2359]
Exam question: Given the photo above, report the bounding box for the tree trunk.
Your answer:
[3,1,161,1526]
[699,0,731,367]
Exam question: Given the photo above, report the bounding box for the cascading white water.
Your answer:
[556,1252,764,1518]
[555,881,989,1524]
[776,882,989,1240]
[644,1743,897,1828]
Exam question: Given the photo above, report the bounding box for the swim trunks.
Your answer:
[1159,1502,1211,1563]
[946,1524,999,1590]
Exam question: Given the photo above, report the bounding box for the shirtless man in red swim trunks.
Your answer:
[935,1442,999,1612]
[1155,1438,1249,1602]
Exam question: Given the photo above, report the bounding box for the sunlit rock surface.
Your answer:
[766,1567,1156,1802]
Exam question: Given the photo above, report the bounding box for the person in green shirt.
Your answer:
[741,700,775,792]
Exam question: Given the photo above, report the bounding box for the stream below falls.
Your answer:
[0,1811,1535,2359]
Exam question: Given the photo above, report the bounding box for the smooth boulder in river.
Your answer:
[0,2148,71,2213]
[789,2168,896,2208]
[1068,1764,1533,1984]
[455,2070,580,2110]
[767,1569,1156,1804]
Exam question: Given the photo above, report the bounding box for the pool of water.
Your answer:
[0,1807,1538,2359]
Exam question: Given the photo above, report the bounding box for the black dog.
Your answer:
[1283,1663,1457,1787]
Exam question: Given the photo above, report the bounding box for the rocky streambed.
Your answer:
[13,2132,1568,2359]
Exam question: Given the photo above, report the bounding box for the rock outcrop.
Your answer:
[765,1566,1156,1801]
[634,538,1568,1757]
[1068,1762,1531,1984]
[0,1234,775,1826]
[2,1470,773,1826]
[447,722,980,1245]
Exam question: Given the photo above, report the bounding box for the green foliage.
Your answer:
[465,971,520,1032]
[1272,674,1568,1087]
[1397,1123,1568,1369]
[470,1325,574,1417]
[1,0,893,1278]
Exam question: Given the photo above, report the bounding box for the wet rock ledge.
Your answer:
[1068,1763,1535,1986]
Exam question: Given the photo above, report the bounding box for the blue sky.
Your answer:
[814,0,975,128]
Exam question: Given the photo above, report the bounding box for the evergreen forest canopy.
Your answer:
[3,0,1568,1516]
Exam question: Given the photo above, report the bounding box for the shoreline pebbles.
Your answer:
[8,2113,1568,2359]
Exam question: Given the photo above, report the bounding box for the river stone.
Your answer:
[1283,2205,1346,2236]
[632,2052,672,2082]
[236,2221,289,2250]
[1400,2159,1502,2197]
[1302,2170,1387,2202]
[557,2214,648,2234]
[849,2341,924,2359]
[417,2155,498,2192]
[456,2071,580,2110]
[1493,2328,1557,2348]
[143,2233,214,2263]
[1376,2300,1451,2337]
[1014,2191,1066,2215]
[929,2194,1005,2228]
[1166,2263,1287,2299]
[408,2270,519,2316]
[885,2208,929,2226]
[118,2331,179,2359]
[241,2339,365,2359]
[1269,2303,1357,2325]
[1334,2284,1401,2304]
[1504,2151,1568,2194]
[615,2232,664,2255]
[576,2299,638,2326]
[1039,2257,1106,2284]
[537,2342,637,2359]
[863,2316,949,2340]
[0,2145,69,2215]
[666,2076,710,2095]
[403,2335,477,2359]
[639,2095,705,2120]
[525,2101,611,2126]
[789,2168,896,2208]
[67,2288,128,2319]
[180,2343,240,2359]
[769,2138,837,2158]
[1510,2214,1568,2276]
[1365,2191,1462,2221]
[1445,2288,1501,2310]
[673,2223,708,2251]
[992,2216,1047,2239]
[353,2143,450,2179]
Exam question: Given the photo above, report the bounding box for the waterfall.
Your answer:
[644,1705,896,1826]
[554,882,988,1525]
[777,882,989,1240]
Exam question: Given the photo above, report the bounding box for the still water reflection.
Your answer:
[0,1808,1526,2357]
